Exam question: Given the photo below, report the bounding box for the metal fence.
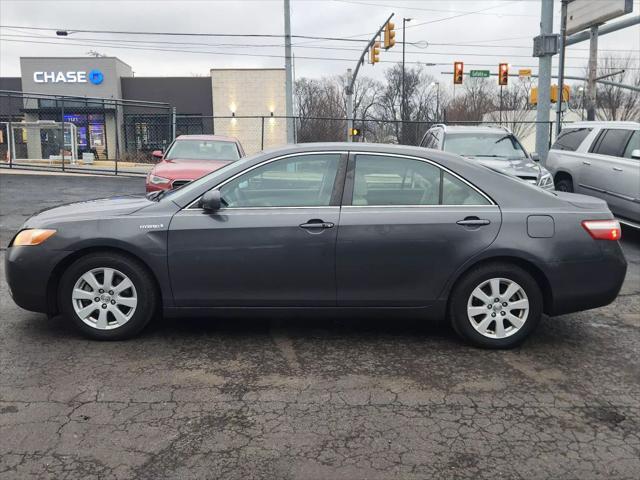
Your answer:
[1,90,557,177]
[0,90,173,175]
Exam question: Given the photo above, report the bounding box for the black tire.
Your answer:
[449,262,543,349]
[555,177,573,192]
[58,251,158,340]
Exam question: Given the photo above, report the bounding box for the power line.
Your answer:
[1,37,626,71]
[332,0,536,17]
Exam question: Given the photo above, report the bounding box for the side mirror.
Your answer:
[199,190,222,212]
[530,152,540,162]
[631,149,640,160]
[152,150,164,159]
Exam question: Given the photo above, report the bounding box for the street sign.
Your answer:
[519,68,532,78]
[469,70,490,78]
[567,0,633,35]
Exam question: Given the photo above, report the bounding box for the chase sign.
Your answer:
[33,69,104,85]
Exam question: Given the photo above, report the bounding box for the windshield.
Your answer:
[165,139,240,161]
[444,132,528,159]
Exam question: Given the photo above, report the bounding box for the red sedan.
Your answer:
[146,135,245,192]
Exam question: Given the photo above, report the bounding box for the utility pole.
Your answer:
[346,68,354,142]
[534,0,556,161]
[401,18,411,144]
[283,0,294,143]
[586,26,598,120]
[555,0,568,136]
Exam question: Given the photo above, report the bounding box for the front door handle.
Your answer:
[457,218,491,227]
[612,167,623,172]
[582,161,591,166]
[299,219,334,229]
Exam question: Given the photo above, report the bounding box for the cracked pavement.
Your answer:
[1,171,639,479]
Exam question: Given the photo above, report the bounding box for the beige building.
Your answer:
[211,68,287,154]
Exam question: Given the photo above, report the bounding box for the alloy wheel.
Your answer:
[466,277,529,339]
[71,267,138,330]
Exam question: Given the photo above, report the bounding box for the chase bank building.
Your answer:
[0,56,286,158]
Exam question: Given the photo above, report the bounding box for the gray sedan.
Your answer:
[5,143,627,348]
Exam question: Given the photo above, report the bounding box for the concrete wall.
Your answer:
[211,69,286,154]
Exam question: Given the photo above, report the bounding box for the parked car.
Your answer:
[6,144,626,349]
[545,121,640,228]
[420,124,554,190]
[146,135,245,192]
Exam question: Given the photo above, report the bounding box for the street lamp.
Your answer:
[430,81,440,123]
[401,17,412,143]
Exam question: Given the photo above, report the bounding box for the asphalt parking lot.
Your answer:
[1,171,639,480]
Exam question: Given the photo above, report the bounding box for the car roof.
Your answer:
[176,135,240,142]
[566,121,640,129]
[433,125,511,135]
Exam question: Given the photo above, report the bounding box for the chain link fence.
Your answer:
[1,90,557,176]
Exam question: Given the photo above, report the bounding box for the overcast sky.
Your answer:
[0,0,638,88]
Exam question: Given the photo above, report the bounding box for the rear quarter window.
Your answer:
[551,128,592,151]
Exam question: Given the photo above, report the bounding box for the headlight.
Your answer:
[538,172,554,190]
[12,229,56,246]
[148,174,171,185]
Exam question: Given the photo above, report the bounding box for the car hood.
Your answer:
[151,159,232,180]
[467,157,542,179]
[25,195,153,226]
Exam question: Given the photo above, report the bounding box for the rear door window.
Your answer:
[590,129,634,157]
[550,128,592,151]
[351,154,490,206]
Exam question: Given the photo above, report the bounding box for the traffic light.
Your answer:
[369,41,380,64]
[383,21,396,49]
[350,127,361,137]
[453,61,464,85]
[550,84,570,103]
[499,63,509,85]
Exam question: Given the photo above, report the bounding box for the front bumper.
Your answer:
[546,241,627,316]
[5,246,69,314]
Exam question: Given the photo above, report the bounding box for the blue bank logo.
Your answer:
[88,69,104,85]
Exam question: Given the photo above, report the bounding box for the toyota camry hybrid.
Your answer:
[6,143,627,348]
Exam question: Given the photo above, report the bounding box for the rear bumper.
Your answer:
[546,242,627,316]
[5,246,68,314]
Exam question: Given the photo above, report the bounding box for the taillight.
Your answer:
[581,219,622,241]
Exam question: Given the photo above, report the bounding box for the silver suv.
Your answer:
[545,121,639,228]
[420,125,554,190]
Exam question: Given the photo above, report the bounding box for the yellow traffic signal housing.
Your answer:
[530,87,538,105]
[350,127,361,137]
[369,41,381,64]
[551,84,570,103]
[384,22,396,49]
[453,61,464,85]
[499,63,509,85]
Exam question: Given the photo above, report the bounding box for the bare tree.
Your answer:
[595,55,640,121]
[373,63,439,144]
[445,77,497,123]
[485,78,536,139]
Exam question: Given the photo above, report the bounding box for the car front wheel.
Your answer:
[58,252,157,340]
[449,263,543,349]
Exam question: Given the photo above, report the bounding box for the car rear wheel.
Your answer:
[59,252,157,340]
[555,177,573,192]
[449,263,543,349]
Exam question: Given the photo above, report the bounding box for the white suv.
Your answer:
[545,121,640,228]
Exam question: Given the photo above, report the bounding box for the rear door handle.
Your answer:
[582,161,591,166]
[457,218,491,226]
[299,220,334,229]
[612,167,623,172]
